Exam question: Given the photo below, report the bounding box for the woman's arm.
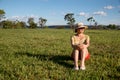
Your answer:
[77,35,90,50]
[85,35,90,47]
[71,36,79,49]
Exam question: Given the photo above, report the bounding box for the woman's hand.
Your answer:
[77,44,87,50]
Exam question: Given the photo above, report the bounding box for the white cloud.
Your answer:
[78,12,88,17]
[29,14,38,18]
[10,16,21,21]
[8,15,39,22]
[12,16,20,18]
[104,5,114,10]
[93,11,107,16]
[79,12,86,16]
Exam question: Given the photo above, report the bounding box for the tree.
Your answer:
[27,17,34,25]
[27,17,37,28]
[64,13,75,29]
[39,17,47,28]
[15,21,26,28]
[0,9,5,21]
[107,24,117,29]
[94,21,98,28]
[87,17,95,25]
[2,20,13,29]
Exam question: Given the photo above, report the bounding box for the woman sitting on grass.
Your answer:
[71,22,90,70]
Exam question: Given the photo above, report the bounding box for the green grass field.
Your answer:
[0,29,120,80]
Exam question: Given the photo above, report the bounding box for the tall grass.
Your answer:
[0,29,120,80]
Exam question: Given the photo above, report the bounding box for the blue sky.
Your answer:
[0,0,120,25]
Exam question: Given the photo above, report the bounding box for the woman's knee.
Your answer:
[81,48,88,55]
[81,47,87,51]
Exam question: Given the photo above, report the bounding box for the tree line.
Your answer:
[64,13,120,30]
[0,9,47,29]
[0,9,119,29]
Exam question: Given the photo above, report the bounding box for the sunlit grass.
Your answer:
[0,29,120,80]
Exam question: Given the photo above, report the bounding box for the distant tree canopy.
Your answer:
[15,21,26,28]
[107,24,117,29]
[87,17,95,25]
[39,17,47,28]
[1,20,26,29]
[2,20,13,29]
[0,9,119,30]
[64,13,75,29]
[0,9,5,20]
[27,17,37,28]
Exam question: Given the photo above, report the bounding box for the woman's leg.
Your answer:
[80,48,88,69]
[74,49,79,69]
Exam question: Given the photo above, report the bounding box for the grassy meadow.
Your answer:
[0,29,120,80]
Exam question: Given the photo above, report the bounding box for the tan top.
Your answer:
[71,34,90,48]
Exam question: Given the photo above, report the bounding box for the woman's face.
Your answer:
[77,28,85,34]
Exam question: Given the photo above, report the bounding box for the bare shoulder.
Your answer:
[85,34,89,37]
[71,34,77,38]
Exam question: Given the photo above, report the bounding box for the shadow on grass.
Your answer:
[15,52,73,69]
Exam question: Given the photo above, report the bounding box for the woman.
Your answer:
[71,22,90,70]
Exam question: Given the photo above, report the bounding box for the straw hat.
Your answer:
[74,22,88,32]
[75,22,88,29]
